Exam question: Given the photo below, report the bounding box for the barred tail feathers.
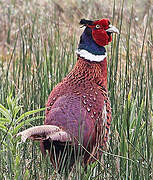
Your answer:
[17,125,72,143]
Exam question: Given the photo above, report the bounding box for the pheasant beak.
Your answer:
[106,25,119,34]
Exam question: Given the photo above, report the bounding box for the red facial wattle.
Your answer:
[92,29,112,46]
[87,19,112,47]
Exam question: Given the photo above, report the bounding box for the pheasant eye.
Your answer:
[95,24,100,29]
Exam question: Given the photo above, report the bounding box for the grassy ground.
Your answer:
[0,0,152,179]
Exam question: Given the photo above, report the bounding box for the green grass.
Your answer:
[0,0,152,179]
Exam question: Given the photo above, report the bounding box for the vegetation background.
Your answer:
[0,0,152,179]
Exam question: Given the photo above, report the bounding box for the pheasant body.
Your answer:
[45,57,111,146]
[17,18,119,174]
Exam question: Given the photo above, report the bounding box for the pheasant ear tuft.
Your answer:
[80,19,93,26]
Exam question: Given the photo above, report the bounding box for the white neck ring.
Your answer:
[76,49,107,62]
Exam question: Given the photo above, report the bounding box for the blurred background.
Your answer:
[0,0,152,56]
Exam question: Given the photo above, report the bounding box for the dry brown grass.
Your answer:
[0,0,152,59]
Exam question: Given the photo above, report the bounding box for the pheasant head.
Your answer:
[77,18,119,62]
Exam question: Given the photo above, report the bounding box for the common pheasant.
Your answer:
[17,18,119,173]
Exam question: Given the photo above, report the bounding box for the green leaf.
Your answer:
[0,124,7,131]
[0,124,12,137]
[0,104,12,120]
[0,117,10,124]
[12,106,21,120]
[13,116,44,134]
[16,107,45,124]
